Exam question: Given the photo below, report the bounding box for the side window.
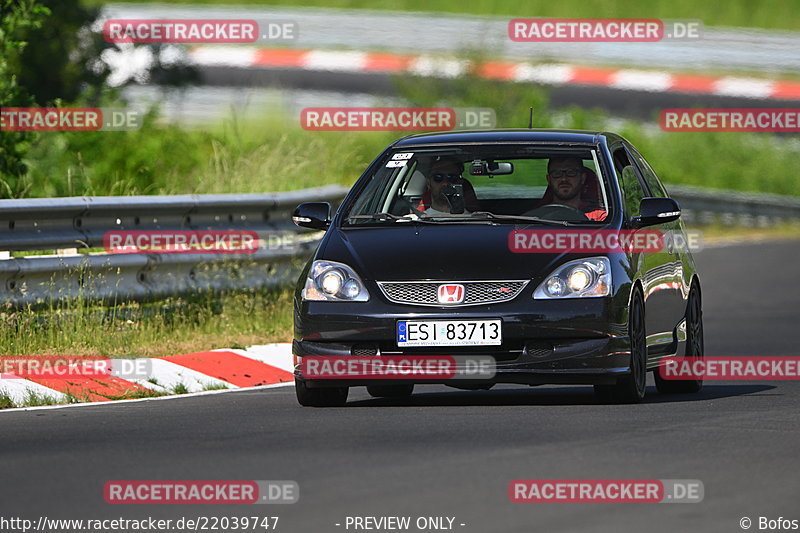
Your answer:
[628,146,668,198]
[613,146,646,218]
[350,166,399,216]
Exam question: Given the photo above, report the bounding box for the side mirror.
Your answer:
[632,197,681,228]
[292,202,331,230]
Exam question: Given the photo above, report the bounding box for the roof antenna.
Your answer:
[528,107,533,129]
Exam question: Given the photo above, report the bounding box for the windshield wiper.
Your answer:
[346,213,438,223]
[450,211,572,226]
[348,212,572,226]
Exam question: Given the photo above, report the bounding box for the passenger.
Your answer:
[542,157,607,221]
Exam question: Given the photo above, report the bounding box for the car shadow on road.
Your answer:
[345,384,776,407]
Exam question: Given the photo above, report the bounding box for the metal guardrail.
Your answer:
[669,185,800,227]
[0,185,349,307]
[1,184,797,307]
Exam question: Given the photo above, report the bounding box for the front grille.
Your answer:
[351,344,379,355]
[526,342,554,358]
[377,280,528,307]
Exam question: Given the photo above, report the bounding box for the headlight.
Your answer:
[567,267,592,292]
[320,270,344,295]
[533,257,612,299]
[302,260,369,302]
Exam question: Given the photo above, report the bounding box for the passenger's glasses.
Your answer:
[549,168,582,179]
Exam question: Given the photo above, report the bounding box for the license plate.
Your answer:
[396,320,502,347]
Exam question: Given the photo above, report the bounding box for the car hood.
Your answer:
[320,224,575,281]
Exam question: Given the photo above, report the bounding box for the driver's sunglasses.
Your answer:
[432,173,463,183]
[549,168,583,179]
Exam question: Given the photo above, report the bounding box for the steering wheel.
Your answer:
[525,203,590,222]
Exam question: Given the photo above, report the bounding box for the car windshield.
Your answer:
[344,145,611,226]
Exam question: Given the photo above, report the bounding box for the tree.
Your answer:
[0,0,49,190]
[1,0,198,197]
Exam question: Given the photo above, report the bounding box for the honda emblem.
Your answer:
[437,284,465,304]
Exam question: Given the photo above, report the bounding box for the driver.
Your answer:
[542,157,607,221]
[418,157,472,216]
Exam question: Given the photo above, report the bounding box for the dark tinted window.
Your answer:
[628,146,668,198]
[613,147,646,217]
[344,146,611,225]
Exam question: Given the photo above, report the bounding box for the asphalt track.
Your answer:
[2,240,799,533]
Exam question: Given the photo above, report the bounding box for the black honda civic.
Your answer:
[291,129,703,406]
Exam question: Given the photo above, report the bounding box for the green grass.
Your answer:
[81,0,800,31]
[616,125,800,196]
[13,77,800,200]
[0,379,185,410]
[102,388,166,400]
[13,113,397,197]
[201,382,231,391]
[0,389,86,410]
[0,392,15,409]
[171,382,190,395]
[0,288,295,356]
[700,221,800,242]
[24,390,64,407]
[0,378,232,410]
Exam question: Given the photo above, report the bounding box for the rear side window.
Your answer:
[613,146,646,218]
[628,146,669,198]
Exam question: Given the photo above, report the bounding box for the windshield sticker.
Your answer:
[391,152,414,160]
[386,160,408,167]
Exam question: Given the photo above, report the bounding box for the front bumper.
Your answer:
[294,296,632,387]
[294,337,630,387]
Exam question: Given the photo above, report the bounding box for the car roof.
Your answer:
[392,129,622,147]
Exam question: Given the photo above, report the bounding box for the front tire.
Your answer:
[655,282,704,394]
[295,378,348,407]
[595,287,647,404]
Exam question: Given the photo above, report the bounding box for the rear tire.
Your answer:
[366,384,415,398]
[655,282,704,394]
[295,378,348,407]
[595,288,647,404]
